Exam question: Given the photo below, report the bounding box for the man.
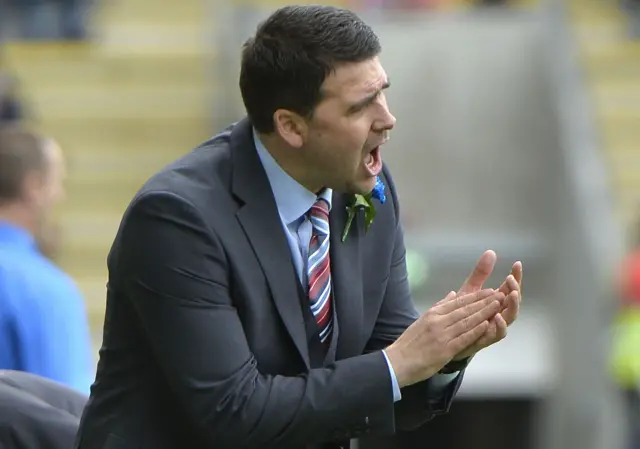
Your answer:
[75,5,522,449]
[0,126,94,395]
[611,217,640,449]
[0,370,88,449]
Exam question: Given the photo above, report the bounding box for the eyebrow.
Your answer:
[348,79,391,113]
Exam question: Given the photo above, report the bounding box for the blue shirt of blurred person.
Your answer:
[0,221,93,395]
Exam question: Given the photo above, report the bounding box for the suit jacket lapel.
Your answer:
[231,118,311,369]
[330,192,364,360]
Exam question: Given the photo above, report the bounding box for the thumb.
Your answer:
[459,250,497,294]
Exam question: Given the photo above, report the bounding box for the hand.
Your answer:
[385,288,505,388]
[451,250,523,361]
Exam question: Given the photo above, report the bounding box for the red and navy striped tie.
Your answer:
[307,198,333,345]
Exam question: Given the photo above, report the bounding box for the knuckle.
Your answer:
[425,309,440,321]
[430,314,447,331]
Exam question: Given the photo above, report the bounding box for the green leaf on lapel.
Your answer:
[341,194,376,242]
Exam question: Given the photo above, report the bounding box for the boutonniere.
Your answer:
[341,176,386,242]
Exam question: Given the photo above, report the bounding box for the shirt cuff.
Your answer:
[382,349,402,402]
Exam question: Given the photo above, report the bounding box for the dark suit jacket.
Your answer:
[0,370,88,449]
[75,118,464,449]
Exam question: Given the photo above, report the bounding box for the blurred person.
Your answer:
[612,219,640,449]
[0,126,93,395]
[1,0,87,40]
[0,74,25,124]
[35,219,62,262]
[622,0,640,39]
[52,0,88,40]
[0,369,87,449]
[75,5,523,449]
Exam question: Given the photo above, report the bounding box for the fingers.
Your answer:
[494,313,508,340]
[450,320,490,354]
[499,263,522,295]
[500,290,520,325]
[458,250,497,294]
[434,288,495,314]
[499,274,519,295]
[446,293,503,337]
[444,291,505,330]
[512,261,523,285]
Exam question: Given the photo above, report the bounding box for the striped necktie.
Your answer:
[307,197,333,345]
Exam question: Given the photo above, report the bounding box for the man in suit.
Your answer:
[75,5,523,449]
[0,370,88,449]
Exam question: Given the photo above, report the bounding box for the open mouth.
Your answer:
[364,146,382,177]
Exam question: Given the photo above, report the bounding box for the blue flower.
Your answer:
[371,176,386,204]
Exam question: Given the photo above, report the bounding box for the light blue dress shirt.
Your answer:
[253,130,457,402]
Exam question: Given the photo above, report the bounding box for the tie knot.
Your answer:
[309,198,330,234]
[310,198,329,218]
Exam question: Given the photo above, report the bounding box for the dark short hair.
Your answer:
[239,5,381,134]
[0,125,46,204]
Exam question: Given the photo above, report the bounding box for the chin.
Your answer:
[344,177,377,196]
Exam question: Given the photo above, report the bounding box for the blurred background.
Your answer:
[1,0,639,448]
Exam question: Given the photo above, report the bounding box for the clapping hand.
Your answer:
[451,250,523,361]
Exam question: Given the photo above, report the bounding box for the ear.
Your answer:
[273,109,307,148]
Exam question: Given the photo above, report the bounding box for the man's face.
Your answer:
[42,139,67,208]
[302,56,396,194]
[27,139,66,219]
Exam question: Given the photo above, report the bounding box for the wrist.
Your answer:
[384,346,413,388]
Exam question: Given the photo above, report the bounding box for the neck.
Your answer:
[0,203,35,235]
[258,132,323,194]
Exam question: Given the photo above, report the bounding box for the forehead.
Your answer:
[321,57,388,100]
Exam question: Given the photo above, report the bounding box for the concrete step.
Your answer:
[96,0,207,23]
[62,183,146,215]
[75,276,109,316]
[59,246,112,279]
[568,0,625,22]
[591,82,640,120]
[579,39,640,64]
[19,85,212,119]
[597,112,640,145]
[586,63,640,84]
[9,55,210,89]
[613,166,640,192]
[40,116,211,150]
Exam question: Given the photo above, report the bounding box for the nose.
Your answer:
[374,90,396,130]
[384,108,396,131]
[374,105,396,134]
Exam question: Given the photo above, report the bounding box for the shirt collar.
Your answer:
[0,220,36,250]
[253,129,332,225]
